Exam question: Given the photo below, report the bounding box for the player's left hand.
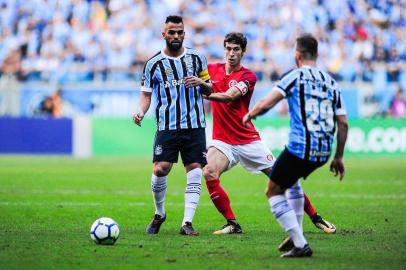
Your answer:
[184,76,203,88]
[330,157,345,180]
[132,112,144,127]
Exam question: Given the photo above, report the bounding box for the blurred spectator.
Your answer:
[388,87,406,118]
[36,89,75,118]
[37,89,62,117]
[0,0,405,84]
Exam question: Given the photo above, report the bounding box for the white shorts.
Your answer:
[209,140,275,173]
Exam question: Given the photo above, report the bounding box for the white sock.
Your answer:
[182,168,202,225]
[151,174,167,217]
[286,180,304,231]
[269,195,307,248]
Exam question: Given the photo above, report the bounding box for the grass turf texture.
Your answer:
[0,156,405,270]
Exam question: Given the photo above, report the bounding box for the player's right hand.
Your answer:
[242,113,252,128]
[330,157,345,180]
[132,112,144,127]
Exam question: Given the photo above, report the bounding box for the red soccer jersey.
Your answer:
[208,63,261,145]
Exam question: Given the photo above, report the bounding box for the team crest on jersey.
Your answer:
[184,55,194,74]
[266,154,274,161]
[155,145,163,155]
[165,69,173,76]
[229,80,238,88]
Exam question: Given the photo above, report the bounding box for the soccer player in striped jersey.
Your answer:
[243,34,348,257]
[132,15,212,236]
[203,32,336,236]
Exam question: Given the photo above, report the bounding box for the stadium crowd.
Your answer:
[0,0,405,86]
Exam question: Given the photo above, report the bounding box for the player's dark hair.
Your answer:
[224,32,247,51]
[296,33,318,60]
[165,15,183,24]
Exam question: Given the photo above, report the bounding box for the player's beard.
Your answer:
[166,40,183,52]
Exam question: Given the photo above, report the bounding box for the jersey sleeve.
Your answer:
[197,54,210,82]
[141,61,154,92]
[234,71,257,96]
[275,69,298,97]
[334,88,347,116]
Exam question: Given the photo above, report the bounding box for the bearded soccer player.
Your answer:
[203,32,335,236]
[133,15,211,236]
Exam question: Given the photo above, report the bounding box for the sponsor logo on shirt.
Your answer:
[164,79,184,88]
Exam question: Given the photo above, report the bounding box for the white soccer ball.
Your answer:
[90,217,120,245]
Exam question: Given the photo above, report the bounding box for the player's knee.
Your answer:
[265,181,284,198]
[203,164,219,180]
[153,165,170,177]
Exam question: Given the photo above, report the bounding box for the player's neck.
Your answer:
[163,47,185,58]
[225,63,242,75]
[298,60,317,68]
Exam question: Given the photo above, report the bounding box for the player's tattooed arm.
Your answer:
[184,76,212,96]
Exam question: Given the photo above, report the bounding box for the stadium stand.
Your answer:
[0,0,405,85]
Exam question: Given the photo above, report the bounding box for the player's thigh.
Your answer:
[152,130,180,163]
[237,140,275,173]
[207,139,238,171]
[302,160,326,179]
[206,146,230,175]
[179,128,207,166]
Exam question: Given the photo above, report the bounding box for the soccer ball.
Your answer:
[90,217,120,245]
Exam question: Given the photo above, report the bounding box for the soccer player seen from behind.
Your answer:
[242,34,348,258]
[132,15,212,236]
[204,32,336,236]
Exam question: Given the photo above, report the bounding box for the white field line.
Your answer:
[0,188,405,200]
[0,200,405,208]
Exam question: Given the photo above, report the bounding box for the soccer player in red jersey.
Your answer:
[203,32,336,236]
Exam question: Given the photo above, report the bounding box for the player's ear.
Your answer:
[162,24,167,39]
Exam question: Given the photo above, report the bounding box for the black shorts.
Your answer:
[269,148,327,189]
[152,128,207,166]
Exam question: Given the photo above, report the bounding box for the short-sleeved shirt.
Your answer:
[208,63,260,145]
[141,48,210,131]
[275,65,347,162]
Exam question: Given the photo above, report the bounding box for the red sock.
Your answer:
[206,179,235,220]
[304,193,317,218]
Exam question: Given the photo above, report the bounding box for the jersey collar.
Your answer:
[161,48,187,59]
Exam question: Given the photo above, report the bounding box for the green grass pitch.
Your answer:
[0,156,405,269]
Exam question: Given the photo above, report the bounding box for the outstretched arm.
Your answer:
[242,88,284,127]
[330,115,348,180]
[205,86,242,103]
[132,91,152,127]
